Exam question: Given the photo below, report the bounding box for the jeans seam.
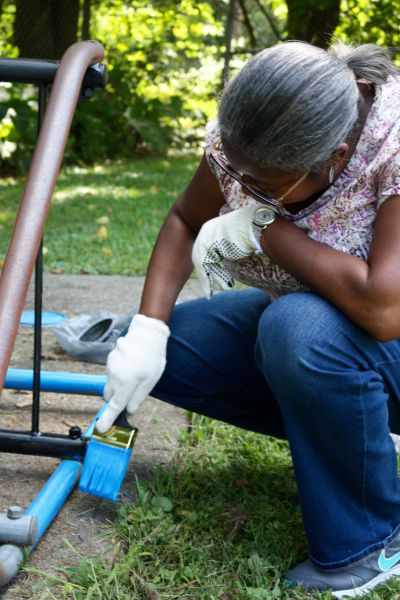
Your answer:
[359,371,379,544]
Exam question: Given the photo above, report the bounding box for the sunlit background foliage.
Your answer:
[0,0,399,174]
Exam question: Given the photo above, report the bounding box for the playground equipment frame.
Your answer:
[0,41,107,585]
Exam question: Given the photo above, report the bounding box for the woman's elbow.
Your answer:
[359,306,400,342]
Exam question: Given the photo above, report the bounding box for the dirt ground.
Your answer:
[0,273,202,599]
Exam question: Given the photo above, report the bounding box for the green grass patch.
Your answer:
[27,416,400,599]
[0,156,198,275]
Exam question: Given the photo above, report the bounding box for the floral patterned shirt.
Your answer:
[204,77,400,299]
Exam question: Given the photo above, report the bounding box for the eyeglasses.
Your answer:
[209,149,308,213]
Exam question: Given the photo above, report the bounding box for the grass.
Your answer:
[29,416,400,599]
[0,155,198,275]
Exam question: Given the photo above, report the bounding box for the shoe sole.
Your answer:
[332,566,400,598]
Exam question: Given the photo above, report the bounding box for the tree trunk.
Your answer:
[221,0,238,89]
[81,0,91,40]
[238,0,257,49]
[253,0,283,42]
[286,0,340,48]
[14,0,79,59]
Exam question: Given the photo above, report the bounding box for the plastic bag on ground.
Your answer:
[53,311,135,364]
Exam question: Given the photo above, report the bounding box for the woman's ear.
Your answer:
[332,143,349,167]
[322,143,350,184]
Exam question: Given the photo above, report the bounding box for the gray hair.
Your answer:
[218,41,399,173]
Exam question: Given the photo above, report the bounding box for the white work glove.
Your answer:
[96,313,170,433]
[192,205,260,298]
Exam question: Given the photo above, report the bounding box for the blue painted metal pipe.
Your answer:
[0,406,107,585]
[4,368,106,396]
[0,378,108,581]
[24,403,107,546]
[3,367,106,539]
[25,460,81,543]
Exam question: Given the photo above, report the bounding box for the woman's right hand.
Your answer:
[96,314,170,433]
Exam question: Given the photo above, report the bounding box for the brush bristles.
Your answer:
[79,440,132,502]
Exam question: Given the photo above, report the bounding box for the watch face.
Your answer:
[253,207,276,227]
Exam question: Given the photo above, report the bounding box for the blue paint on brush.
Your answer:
[79,410,138,502]
[79,442,132,501]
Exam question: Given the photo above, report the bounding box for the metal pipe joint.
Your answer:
[0,507,38,546]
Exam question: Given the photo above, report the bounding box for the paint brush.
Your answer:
[79,410,138,502]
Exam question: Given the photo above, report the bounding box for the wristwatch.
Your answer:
[252,206,277,246]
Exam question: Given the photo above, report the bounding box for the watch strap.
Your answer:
[250,225,264,254]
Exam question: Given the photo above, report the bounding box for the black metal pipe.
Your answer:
[0,430,88,459]
[0,57,106,91]
[31,238,43,435]
[31,85,47,435]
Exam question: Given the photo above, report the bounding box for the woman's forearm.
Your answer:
[262,218,397,340]
[138,207,196,323]
[137,152,227,323]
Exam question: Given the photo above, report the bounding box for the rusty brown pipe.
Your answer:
[0,41,105,392]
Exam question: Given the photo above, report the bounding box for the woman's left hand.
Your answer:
[192,205,261,298]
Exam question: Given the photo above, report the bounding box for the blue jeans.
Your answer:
[152,289,400,568]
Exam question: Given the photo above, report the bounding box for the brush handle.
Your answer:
[113,409,138,432]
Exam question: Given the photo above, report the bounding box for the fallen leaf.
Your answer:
[97,225,108,239]
[96,215,109,225]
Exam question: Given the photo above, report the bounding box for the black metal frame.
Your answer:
[0,57,106,458]
[0,429,87,459]
[0,58,106,94]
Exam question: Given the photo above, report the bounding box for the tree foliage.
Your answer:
[74,0,223,160]
[0,0,225,171]
[336,0,400,50]
[0,0,399,173]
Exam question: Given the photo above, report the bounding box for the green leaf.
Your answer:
[151,495,174,512]
[245,588,271,599]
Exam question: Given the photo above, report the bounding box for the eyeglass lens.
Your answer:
[209,152,280,211]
